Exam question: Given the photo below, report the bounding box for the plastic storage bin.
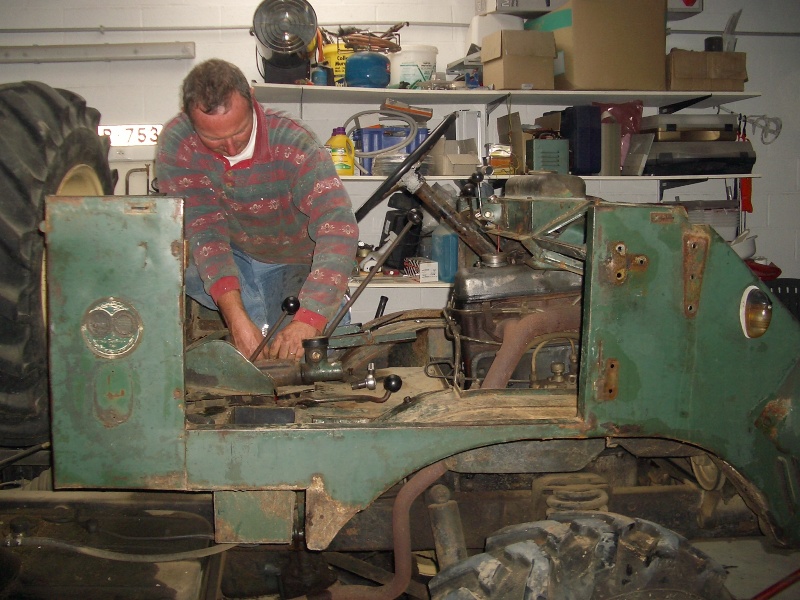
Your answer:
[352,126,429,175]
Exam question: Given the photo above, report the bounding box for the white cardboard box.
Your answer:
[404,257,439,283]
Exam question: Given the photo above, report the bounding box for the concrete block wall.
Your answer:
[1,0,798,281]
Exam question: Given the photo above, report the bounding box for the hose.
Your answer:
[751,567,800,599]
[6,536,235,563]
[0,442,50,470]
[529,332,579,384]
[303,461,447,600]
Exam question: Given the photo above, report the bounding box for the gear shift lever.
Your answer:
[249,296,300,362]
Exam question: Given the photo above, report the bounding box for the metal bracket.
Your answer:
[659,94,712,114]
[682,231,710,318]
[659,178,709,201]
[485,93,511,119]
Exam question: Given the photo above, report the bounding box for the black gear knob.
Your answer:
[406,209,423,225]
[282,296,300,315]
[383,374,403,393]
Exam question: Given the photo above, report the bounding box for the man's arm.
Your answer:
[216,290,266,360]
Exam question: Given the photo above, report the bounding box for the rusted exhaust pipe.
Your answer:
[304,461,447,600]
[481,303,581,390]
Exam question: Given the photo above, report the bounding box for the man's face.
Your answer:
[190,91,253,157]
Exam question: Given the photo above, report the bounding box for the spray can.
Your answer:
[325,127,355,176]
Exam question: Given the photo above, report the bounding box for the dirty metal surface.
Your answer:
[214,489,296,543]
[0,489,214,599]
[682,229,710,318]
[46,196,187,490]
[186,338,275,397]
[581,202,800,545]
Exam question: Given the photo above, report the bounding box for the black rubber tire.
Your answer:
[0,81,115,446]
[428,512,734,600]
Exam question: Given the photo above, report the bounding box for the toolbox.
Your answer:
[643,140,755,176]
[639,114,739,142]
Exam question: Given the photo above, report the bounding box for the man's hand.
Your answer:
[217,289,268,360]
[269,321,319,361]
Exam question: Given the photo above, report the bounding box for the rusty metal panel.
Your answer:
[214,490,295,543]
[46,196,187,489]
[580,202,800,544]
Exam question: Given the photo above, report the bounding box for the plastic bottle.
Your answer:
[325,127,355,176]
[431,222,459,284]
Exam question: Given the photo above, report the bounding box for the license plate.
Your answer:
[98,125,162,147]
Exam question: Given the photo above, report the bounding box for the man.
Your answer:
[156,59,358,361]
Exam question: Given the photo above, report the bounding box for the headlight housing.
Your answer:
[740,285,772,339]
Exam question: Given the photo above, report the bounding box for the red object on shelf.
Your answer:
[741,177,753,212]
[745,260,782,281]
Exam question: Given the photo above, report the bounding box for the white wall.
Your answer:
[1,0,799,280]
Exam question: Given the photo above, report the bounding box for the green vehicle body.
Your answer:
[44,183,800,551]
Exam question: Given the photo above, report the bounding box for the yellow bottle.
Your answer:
[325,127,355,176]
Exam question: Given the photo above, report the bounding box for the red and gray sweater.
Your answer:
[156,101,358,331]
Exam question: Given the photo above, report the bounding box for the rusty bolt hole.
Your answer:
[687,304,695,313]
[616,270,625,280]
[615,243,626,254]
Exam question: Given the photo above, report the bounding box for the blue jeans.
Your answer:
[185,248,348,335]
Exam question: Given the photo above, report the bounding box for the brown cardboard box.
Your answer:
[497,112,528,175]
[667,49,747,92]
[481,30,556,90]
[526,0,667,91]
[534,111,563,132]
[430,138,481,176]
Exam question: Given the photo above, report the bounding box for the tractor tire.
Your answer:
[428,512,734,600]
[0,81,115,446]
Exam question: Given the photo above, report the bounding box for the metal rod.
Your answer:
[323,214,420,337]
[249,312,288,362]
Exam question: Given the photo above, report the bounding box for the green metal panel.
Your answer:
[214,490,296,543]
[47,196,187,488]
[580,203,800,543]
[186,422,586,548]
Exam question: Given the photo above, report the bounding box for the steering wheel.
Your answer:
[354,111,459,222]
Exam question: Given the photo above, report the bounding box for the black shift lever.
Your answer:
[323,209,423,338]
[249,296,300,362]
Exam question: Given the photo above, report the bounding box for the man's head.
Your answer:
[181,59,254,157]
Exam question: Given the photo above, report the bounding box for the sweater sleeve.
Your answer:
[283,126,359,329]
[155,114,241,301]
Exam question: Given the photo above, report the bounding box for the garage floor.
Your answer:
[694,537,800,599]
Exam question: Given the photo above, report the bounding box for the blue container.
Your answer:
[344,51,391,88]
[352,126,429,175]
[431,222,459,284]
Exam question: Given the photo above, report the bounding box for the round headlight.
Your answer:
[740,285,772,339]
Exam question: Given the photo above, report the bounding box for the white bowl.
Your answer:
[730,235,757,259]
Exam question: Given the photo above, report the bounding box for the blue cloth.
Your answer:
[185,248,349,334]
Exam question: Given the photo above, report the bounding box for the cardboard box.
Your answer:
[475,0,568,17]
[481,30,556,90]
[666,49,747,92]
[430,138,481,176]
[403,257,439,283]
[534,111,563,132]
[526,0,667,91]
[497,113,527,174]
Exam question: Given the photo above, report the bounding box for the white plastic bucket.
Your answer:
[389,45,438,87]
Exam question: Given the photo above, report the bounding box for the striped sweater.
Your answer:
[156,100,358,331]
